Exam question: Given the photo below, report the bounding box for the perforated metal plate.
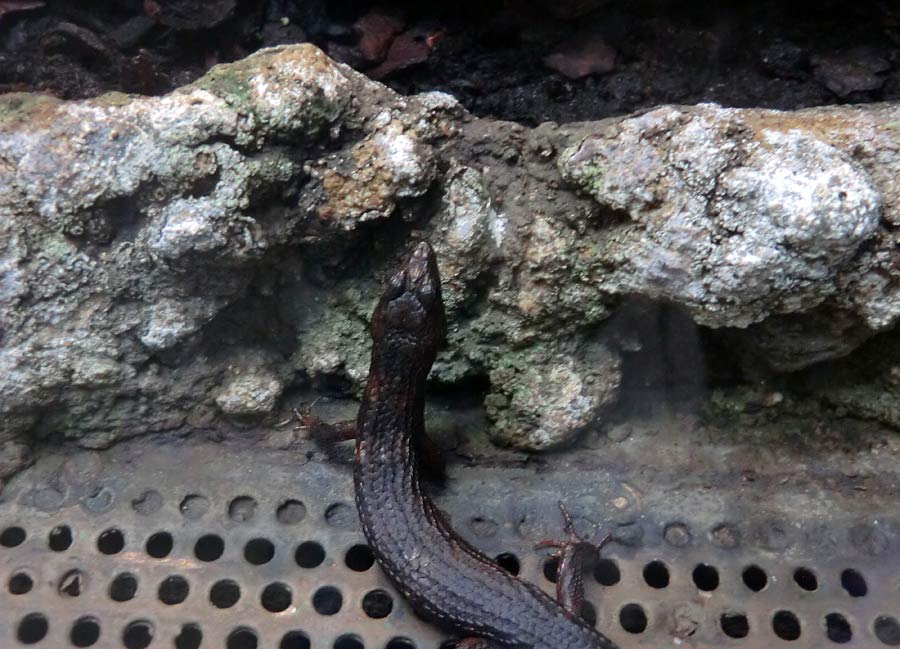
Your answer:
[2,432,900,649]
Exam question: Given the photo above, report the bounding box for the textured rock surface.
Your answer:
[560,103,900,369]
[0,44,454,446]
[559,104,882,330]
[4,45,900,459]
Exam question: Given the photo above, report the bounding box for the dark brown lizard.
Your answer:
[350,241,620,649]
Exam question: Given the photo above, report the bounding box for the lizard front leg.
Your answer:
[301,412,446,482]
[535,503,610,617]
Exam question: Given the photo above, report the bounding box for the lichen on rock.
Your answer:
[560,104,882,330]
[4,44,900,460]
[486,342,621,451]
[0,44,456,452]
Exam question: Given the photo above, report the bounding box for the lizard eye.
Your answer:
[384,274,405,300]
[417,282,436,306]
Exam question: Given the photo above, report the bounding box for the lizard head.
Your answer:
[371,241,446,361]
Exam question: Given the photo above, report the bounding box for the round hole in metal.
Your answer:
[469,516,499,538]
[773,610,802,641]
[794,567,818,591]
[131,489,163,515]
[59,568,85,597]
[296,541,326,568]
[277,499,307,525]
[158,575,190,605]
[362,588,394,619]
[875,616,900,646]
[48,524,72,551]
[325,502,355,528]
[495,552,520,575]
[826,613,852,644]
[692,563,719,591]
[244,538,275,566]
[146,531,173,558]
[721,612,750,638]
[9,571,34,595]
[313,585,343,615]
[594,558,620,586]
[109,572,138,602]
[179,494,209,520]
[262,582,292,612]
[97,528,125,554]
[194,534,225,561]
[742,564,767,592]
[210,579,241,608]
[581,600,597,627]
[122,620,154,649]
[543,555,559,583]
[244,537,275,565]
[227,627,259,649]
[228,496,258,523]
[175,623,203,649]
[840,569,867,597]
[385,638,415,649]
[17,612,48,644]
[345,543,374,571]
[1,525,26,547]
[70,616,101,647]
[334,634,364,649]
[619,603,648,634]
[643,560,670,588]
[281,630,311,649]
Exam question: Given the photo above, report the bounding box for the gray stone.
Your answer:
[559,104,881,330]
[0,440,32,481]
[0,44,454,443]
[486,342,621,450]
[5,45,900,453]
[216,368,284,418]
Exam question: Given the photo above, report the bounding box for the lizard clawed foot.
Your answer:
[534,502,611,618]
[298,403,446,483]
[534,502,611,553]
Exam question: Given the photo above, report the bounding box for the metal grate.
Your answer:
[1,435,900,649]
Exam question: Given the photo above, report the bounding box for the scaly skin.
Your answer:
[354,242,620,649]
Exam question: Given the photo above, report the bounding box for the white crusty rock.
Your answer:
[216,368,284,418]
[5,43,900,455]
[485,342,621,451]
[560,104,882,329]
[0,44,455,445]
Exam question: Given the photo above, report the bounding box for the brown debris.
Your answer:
[368,31,434,80]
[545,29,617,79]
[812,48,891,98]
[355,10,405,62]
